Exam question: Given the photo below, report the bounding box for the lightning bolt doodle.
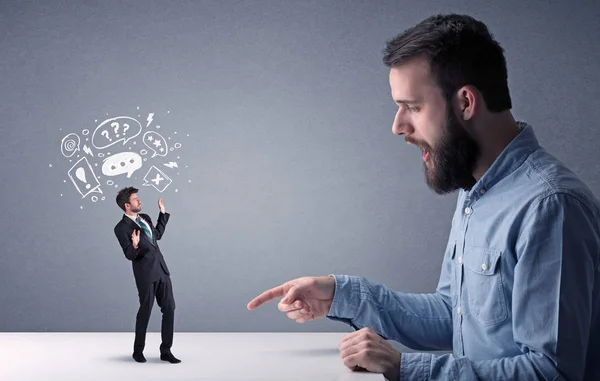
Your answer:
[163,162,178,169]
[146,113,154,128]
[83,144,94,157]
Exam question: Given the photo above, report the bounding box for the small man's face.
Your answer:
[127,193,142,213]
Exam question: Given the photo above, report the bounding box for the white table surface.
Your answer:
[0,332,386,381]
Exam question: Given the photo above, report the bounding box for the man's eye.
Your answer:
[407,106,420,112]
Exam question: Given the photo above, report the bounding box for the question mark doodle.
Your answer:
[111,121,120,138]
[92,116,142,149]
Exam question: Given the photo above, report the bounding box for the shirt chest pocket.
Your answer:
[462,246,508,326]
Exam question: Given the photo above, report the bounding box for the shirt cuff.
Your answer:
[326,274,361,320]
[400,352,432,381]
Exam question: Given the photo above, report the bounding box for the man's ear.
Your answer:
[456,85,477,121]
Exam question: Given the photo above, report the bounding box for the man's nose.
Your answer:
[393,122,413,136]
[392,109,413,136]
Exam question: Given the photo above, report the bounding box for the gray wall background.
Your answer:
[1,0,599,333]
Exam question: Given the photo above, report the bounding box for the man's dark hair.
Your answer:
[116,186,138,211]
[383,14,511,112]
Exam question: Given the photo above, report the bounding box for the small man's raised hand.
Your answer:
[131,229,140,248]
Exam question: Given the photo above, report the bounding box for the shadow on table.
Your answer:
[276,348,341,357]
[106,354,164,364]
[107,355,132,363]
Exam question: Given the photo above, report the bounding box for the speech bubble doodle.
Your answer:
[142,165,172,192]
[61,133,80,158]
[68,157,102,198]
[143,131,168,158]
[101,151,143,178]
[92,116,142,149]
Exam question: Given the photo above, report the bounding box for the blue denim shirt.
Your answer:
[327,123,600,380]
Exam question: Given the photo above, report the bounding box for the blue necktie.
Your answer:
[135,216,153,240]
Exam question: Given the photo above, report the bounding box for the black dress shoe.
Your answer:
[160,352,181,364]
[132,352,146,363]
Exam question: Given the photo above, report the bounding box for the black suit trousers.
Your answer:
[134,275,175,354]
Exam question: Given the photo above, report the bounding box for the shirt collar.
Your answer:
[125,213,142,224]
[468,121,539,196]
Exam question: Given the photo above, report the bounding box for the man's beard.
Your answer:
[131,206,142,213]
[414,110,480,194]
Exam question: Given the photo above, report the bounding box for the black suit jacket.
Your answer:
[114,212,171,287]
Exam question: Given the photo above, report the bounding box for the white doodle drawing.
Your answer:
[61,133,80,158]
[92,116,142,149]
[142,165,172,192]
[143,131,168,158]
[146,113,154,127]
[101,152,143,178]
[83,144,94,156]
[59,110,191,204]
[68,157,102,198]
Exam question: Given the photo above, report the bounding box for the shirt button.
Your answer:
[458,256,463,264]
[480,188,486,194]
[464,207,472,215]
[481,263,488,271]
[457,307,462,315]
